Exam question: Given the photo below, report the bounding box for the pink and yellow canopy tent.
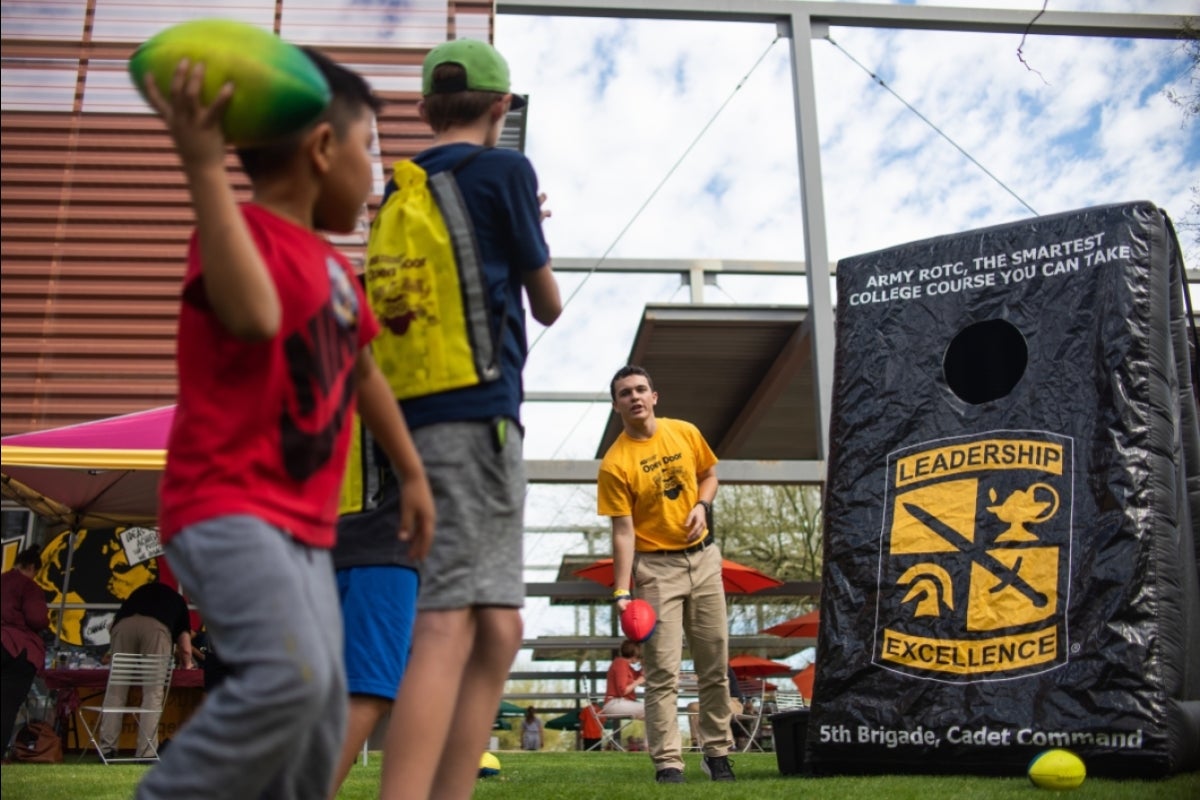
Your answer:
[1,405,173,530]
[1,407,177,652]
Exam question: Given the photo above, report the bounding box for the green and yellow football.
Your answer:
[128,19,330,146]
[1027,748,1086,790]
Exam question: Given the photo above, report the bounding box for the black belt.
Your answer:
[649,534,714,555]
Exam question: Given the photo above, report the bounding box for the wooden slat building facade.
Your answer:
[1,0,500,436]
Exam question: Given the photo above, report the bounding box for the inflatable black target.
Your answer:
[807,201,1200,778]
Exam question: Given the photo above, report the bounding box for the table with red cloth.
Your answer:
[44,667,205,751]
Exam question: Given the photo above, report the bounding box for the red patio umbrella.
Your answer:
[574,557,783,595]
[728,654,793,678]
[791,664,815,698]
[761,609,820,639]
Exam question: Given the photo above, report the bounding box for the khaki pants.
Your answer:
[634,543,732,772]
[687,698,743,747]
[100,615,172,757]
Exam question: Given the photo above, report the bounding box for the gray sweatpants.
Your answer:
[137,516,346,800]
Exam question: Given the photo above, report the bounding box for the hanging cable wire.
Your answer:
[547,403,601,461]
[824,35,1039,217]
[527,33,784,355]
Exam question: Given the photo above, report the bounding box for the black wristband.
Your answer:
[695,499,711,513]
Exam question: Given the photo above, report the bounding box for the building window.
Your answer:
[91,0,274,43]
[0,64,78,112]
[282,0,450,47]
[1,0,88,41]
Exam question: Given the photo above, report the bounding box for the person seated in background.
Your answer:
[98,581,192,759]
[602,639,646,720]
[734,695,760,751]
[602,639,646,750]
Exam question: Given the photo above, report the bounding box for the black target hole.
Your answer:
[943,319,1028,404]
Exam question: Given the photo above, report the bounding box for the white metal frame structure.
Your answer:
[500,0,1191,484]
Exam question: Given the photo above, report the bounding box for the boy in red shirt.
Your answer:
[136,48,433,800]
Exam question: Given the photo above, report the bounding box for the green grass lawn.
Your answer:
[2,751,1197,800]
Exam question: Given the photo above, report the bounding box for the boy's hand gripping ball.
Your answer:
[620,598,657,643]
[1027,748,1086,790]
[128,19,331,147]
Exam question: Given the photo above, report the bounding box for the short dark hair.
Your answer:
[421,63,504,132]
[610,365,653,402]
[236,46,383,180]
[14,545,42,570]
[619,639,639,659]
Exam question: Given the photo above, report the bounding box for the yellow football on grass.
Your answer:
[479,751,501,778]
[1027,748,1086,790]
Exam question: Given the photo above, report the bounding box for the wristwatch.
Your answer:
[695,499,711,513]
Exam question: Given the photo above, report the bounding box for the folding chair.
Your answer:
[78,653,174,764]
[762,689,807,752]
[732,678,769,752]
[774,689,808,712]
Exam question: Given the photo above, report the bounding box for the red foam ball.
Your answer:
[620,598,658,643]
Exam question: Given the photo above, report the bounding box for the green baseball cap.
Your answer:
[423,39,527,110]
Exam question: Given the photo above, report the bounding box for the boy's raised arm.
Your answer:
[523,263,562,326]
[523,191,562,326]
[141,62,281,340]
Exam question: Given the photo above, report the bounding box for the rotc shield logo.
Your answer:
[874,431,1073,680]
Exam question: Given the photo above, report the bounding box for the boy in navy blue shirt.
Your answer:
[377,39,561,800]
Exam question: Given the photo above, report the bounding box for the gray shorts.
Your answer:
[144,516,345,800]
[413,419,525,610]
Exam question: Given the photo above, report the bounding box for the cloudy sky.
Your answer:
[497,0,1197,456]
[484,0,1199,661]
